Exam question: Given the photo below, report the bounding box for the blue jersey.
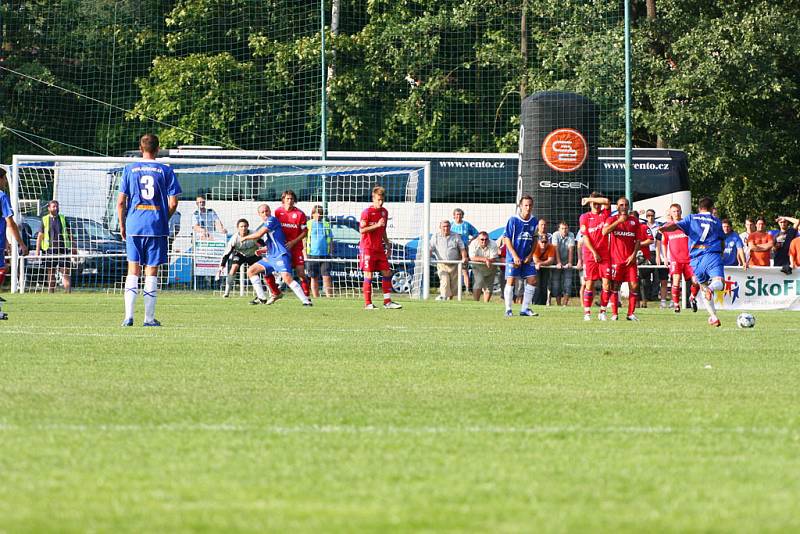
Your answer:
[0,190,12,252]
[675,213,724,259]
[722,231,744,266]
[119,161,182,236]
[504,215,538,261]
[259,216,290,260]
[450,220,478,246]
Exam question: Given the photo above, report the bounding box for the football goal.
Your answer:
[8,156,432,299]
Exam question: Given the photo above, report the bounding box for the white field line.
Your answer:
[0,423,797,436]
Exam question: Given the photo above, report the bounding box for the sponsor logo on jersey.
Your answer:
[541,128,588,172]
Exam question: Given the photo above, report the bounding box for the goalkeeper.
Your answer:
[218,218,262,298]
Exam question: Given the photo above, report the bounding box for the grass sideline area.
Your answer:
[1,293,799,532]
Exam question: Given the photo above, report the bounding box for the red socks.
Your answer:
[381,277,393,304]
[363,278,373,305]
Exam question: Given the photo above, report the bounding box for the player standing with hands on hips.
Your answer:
[117,134,182,327]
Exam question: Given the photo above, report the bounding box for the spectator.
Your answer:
[789,233,800,270]
[36,200,77,293]
[747,217,773,266]
[739,218,755,264]
[533,231,556,305]
[550,220,575,306]
[192,195,226,239]
[772,216,800,272]
[641,209,665,307]
[721,218,747,268]
[468,231,499,302]
[430,219,468,300]
[450,208,479,292]
[306,204,334,298]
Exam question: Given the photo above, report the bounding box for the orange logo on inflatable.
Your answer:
[541,128,588,172]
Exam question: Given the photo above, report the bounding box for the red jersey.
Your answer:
[579,208,610,261]
[639,224,653,261]
[360,205,388,254]
[605,215,641,263]
[274,206,307,249]
[662,227,690,263]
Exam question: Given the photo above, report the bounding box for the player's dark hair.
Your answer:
[617,196,629,204]
[312,204,324,215]
[139,133,159,153]
[721,218,731,225]
[281,189,297,202]
[756,216,766,224]
[670,203,681,210]
[697,197,714,211]
[236,218,249,227]
[453,208,464,216]
[518,194,533,205]
[0,167,6,178]
[589,191,603,198]
[559,220,568,227]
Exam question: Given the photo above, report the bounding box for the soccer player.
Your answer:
[241,204,311,306]
[658,197,726,327]
[602,197,642,321]
[274,190,310,297]
[660,203,700,313]
[578,192,611,320]
[502,195,539,317]
[0,167,29,319]
[359,186,402,310]
[117,134,182,327]
[218,218,262,298]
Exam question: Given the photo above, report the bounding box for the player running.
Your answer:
[274,190,310,297]
[218,218,262,298]
[657,197,725,327]
[578,192,612,321]
[0,167,30,320]
[502,194,539,317]
[602,197,642,321]
[359,186,402,310]
[117,134,182,327]
[241,204,311,306]
[660,203,701,313]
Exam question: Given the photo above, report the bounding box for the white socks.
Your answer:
[521,283,535,311]
[124,275,138,321]
[700,283,717,316]
[143,276,158,323]
[504,283,514,311]
[708,278,724,292]
[225,274,234,293]
[250,275,266,300]
[289,280,309,303]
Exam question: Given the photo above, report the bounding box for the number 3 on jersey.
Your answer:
[140,175,155,200]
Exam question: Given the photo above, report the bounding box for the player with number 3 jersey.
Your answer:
[117,134,182,327]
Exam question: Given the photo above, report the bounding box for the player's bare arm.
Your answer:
[503,237,521,266]
[580,223,601,262]
[5,215,28,256]
[241,226,268,242]
[601,215,627,237]
[116,192,128,239]
[359,217,385,234]
[625,240,641,266]
[581,196,610,207]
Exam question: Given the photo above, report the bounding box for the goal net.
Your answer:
[9,156,431,299]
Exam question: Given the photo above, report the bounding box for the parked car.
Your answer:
[22,215,127,289]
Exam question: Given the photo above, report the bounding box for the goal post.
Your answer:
[9,155,432,299]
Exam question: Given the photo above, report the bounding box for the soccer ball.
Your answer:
[736,313,756,329]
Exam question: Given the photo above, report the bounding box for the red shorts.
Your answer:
[583,257,610,281]
[289,245,305,268]
[669,261,694,280]
[360,251,390,273]
[610,262,638,283]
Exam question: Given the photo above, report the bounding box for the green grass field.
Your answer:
[1,293,799,532]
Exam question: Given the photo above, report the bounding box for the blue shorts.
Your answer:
[257,253,292,275]
[691,253,724,284]
[505,261,537,279]
[127,236,168,266]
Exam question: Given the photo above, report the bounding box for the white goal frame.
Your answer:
[9,155,432,298]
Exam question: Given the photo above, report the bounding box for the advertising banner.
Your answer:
[713,267,800,311]
[193,233,227,277]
